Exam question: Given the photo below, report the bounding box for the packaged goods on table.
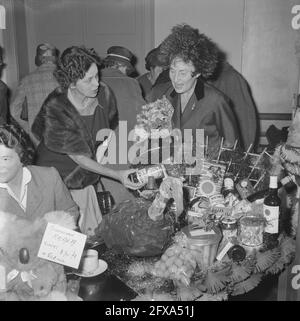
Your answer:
[195,162,226,197]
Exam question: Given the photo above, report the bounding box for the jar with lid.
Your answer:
[221,217,238,241]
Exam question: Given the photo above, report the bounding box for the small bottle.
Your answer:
[130,165,165,185]
[146,176,158,190]
[222,177,237,197]
[236,178,255,199]
[263,176,281,248]
[222,177,240,207]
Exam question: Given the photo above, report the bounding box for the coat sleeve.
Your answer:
[214,95,239,148]
[10,78,29,131]
[51,167,80,224]
[99,81,118,130]
[212,65,258,150]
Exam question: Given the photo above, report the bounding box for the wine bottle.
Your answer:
[263,176,281,248]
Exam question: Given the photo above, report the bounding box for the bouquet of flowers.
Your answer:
[134,96,174,140]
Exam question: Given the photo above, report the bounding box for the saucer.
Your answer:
[73,259,108,277]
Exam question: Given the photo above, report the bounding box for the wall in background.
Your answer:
[242,0,300,145]
[154,0,245,72]
[24,0,154,76]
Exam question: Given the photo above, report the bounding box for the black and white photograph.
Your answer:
[0,0,300,306]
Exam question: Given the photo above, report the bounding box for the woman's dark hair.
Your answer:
[0,121,36,165]
[54,46,101,89]
[159,24,220,79]
[145,47,168,71]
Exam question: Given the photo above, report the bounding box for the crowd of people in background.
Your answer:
[0,23,259,237]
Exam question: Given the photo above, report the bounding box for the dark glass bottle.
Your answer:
[263,176,281,248]
[246,189,268,202]
[278,174,297,194]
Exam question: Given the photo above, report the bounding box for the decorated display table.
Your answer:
[74,100,300,302]
[69,231,295,302]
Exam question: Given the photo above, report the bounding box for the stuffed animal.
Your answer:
[0,211,82,301]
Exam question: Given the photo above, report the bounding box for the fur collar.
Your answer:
[32,88,99,189]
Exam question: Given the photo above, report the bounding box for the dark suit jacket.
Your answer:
[165,78,239,156]
[0,166,79,221]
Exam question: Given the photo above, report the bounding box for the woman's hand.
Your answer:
[117,169,145,190]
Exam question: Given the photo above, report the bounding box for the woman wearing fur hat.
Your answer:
[159,24,239,157]
[31,46,143,236]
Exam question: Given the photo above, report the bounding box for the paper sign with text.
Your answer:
[38,223,87,269]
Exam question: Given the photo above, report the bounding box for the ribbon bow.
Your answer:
[7,269,37,288]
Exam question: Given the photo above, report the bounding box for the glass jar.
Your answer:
[221,217,238,241]
[239,215,265,247]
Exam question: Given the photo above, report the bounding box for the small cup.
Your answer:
[80,249,98,274]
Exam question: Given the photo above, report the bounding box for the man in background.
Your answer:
[100,46,146,205]
[10,43,59,145]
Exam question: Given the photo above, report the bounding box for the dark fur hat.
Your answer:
[159,24,220,79]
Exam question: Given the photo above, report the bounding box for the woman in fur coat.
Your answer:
[32,46,143,236]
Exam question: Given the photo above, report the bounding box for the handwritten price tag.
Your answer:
[38,223,87,269]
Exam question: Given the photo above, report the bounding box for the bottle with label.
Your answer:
[236,178,255,199]
[129,165,166,185]
[222,177,240,207]
[263,176,281,248]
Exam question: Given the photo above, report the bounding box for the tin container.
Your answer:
[182,226,222,269]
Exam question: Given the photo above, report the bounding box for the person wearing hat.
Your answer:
[10,43,59,145]
[157,24,239,158]
[137,47,168,101]
[149,29,258,152]
[100,46,146,205]
[0,46,8,125]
